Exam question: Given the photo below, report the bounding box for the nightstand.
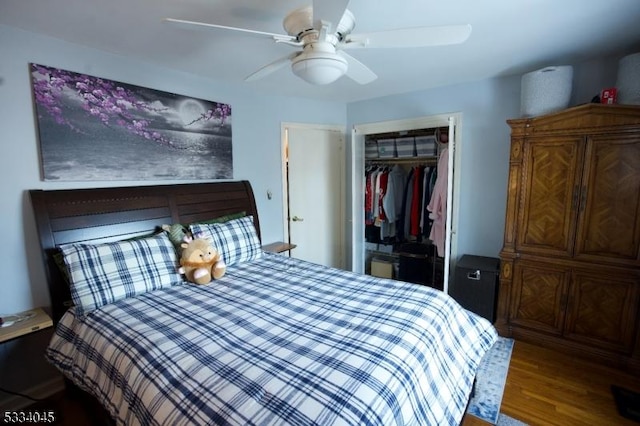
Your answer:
[0,307,53,343]
[262,241,297,254]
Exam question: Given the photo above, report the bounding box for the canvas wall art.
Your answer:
[30,63,232,181]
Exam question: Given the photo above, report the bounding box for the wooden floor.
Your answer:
[463,340,640,426]
[28,339,640,426]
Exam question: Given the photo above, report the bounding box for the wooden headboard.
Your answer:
[30,181,260,323]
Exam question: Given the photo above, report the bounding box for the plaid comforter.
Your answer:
[47,253,497,426]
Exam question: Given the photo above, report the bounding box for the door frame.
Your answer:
[281,122,347,263]
[350,113,463,293]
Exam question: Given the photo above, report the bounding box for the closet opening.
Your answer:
[364,127,449,290]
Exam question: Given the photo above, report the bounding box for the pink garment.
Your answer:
[364,171,375,225]
[427,148,448,257]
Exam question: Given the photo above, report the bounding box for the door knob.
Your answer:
[291,216,304,222]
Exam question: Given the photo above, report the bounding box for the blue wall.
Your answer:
[0,24,346,315]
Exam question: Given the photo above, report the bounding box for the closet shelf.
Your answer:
[366,156,438,164]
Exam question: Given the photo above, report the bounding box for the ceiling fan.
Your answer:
[164,0,472,85]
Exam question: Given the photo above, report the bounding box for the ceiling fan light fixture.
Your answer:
[166,3,471,86]
[291,51,348,85]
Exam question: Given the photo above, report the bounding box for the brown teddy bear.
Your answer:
[178,237,226,285]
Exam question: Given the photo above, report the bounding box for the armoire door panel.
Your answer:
[516,137,583,256]
[574,135,640,264]
[509,261,569,335]
[502,163,521,248]
[564,268,640,353]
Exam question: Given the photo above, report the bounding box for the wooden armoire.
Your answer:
[497,103,640,373]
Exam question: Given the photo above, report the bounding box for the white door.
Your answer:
[285,125,345,268]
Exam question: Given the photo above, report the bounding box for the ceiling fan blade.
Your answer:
[245,52,299,82]
[312,0,350,32]
[338,51,377,85]
[163,18,296,42]
[343,24,472,49]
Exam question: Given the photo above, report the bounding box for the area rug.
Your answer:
[497,413,528,425]
[467,336,514,424]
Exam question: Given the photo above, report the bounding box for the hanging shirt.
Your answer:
[427,148,449,257]
[365,169,374,225]
[419,166,431,232]
[391,165,408,217]
[375,169,389,225]
[410,166,424,236]
[402,170,415,240]
[381,165,407,239]
[422,167,436,237]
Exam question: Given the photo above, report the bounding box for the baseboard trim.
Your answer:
[0,376,65,411]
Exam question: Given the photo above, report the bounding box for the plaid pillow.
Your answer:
[190,215,262,266]
[162,211,247,248]
[60,233,183,315]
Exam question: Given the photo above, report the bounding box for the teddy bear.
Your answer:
[178,236,226,285]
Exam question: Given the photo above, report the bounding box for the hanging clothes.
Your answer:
[422,167,436,238]
[366,160,441,245]
[419,166,433,235]
[409,166,424,236]
[375,168,389,225]
[365,165,398,242]
[399,168,414,241]
[364,167,382,242]
[381,165,407,240]
[427,148,449,257]
[364,167,376,225]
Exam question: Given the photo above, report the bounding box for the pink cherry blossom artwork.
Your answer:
[30,63,232,181]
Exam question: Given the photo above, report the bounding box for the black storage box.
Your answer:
[398,243,436,288]
[450,255,499,322]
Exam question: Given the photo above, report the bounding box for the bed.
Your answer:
[30,181,498,426]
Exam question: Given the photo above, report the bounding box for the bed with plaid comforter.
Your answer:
[47,253,498,426]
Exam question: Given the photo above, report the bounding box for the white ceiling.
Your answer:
[3,0,640,103]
